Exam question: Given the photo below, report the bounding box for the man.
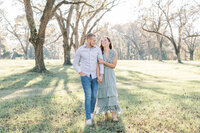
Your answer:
[73,33,104,125]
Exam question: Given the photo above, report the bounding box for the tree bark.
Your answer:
[0,37,1,58]
[73,4,82,50]
[139,51,144,60]
[175,47,182,63]
[63,36,72,65]
[127,42,130,60]
[189,50,194,61]
[55,5,74,65]
[177,52,181,63]
[24,0,55,72]
[159,42,163,61]
[147,41,151,60]
[24,51,28,60]
[63,43,72,65]
[156,35,163,61]
[33,43,46,72]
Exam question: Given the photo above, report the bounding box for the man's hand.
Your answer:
[79,72,87,77]
[98,59,105,64]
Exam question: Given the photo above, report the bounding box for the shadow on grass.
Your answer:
[136,80,200,125]
[84,117,126,133]
[0,64,85,132]
[0,65,80,99]
[82,70,148,133]
[0,92,57,132]
[181,62,200,68]
[82,86,139,132]
[187,80,200,84]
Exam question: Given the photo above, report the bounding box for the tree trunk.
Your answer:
[63,38,72,65]
[158,45,162,61]
[24,51,28,60]
[147,41,151,60]
[32,43,47,72]
[184,49,187,61]
[175,48,182,63]
[189,50,194,61]
[0,38,1,58]
[156,35,163,61]
[74,32,79,51]
[63,47,72,65]
[138,50,144,60]
[127,42,130,60]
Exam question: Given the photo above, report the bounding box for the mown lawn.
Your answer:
[0,60,200,133]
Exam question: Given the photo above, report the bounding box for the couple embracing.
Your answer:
[73,33,121,126]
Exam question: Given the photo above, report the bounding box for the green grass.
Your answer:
[0,60,200,132]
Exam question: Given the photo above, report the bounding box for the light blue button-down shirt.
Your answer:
[73,44,104,79]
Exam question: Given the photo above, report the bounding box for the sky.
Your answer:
[100,0,140,25]
[100,0,153,25]
[1,0,193,25]
[0,0,143,25]
[1,0,199,32]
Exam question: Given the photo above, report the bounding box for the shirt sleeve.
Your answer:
[97,48,104,74]
[73,48,81,73]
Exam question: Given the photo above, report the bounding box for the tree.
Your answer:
[55,5,75,65]
[23,0,91,72]
[72,0,119,50]
[183,25,200,60]
[1,14,30,59]
[142,0,199,63]
[140,0,168,61]
[0,6,10,59]
[114,22,146,60]
[0,36,2,58]
[0,2,3,58]
[55,0,118,65]
[44,24,63,59]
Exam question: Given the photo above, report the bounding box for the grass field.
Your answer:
[0,60,200,133]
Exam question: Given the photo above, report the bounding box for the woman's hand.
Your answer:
[97,75,103,83]
[98,59,105,64]
[97,78,102,83]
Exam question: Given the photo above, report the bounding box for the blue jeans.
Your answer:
[81,76,98,120]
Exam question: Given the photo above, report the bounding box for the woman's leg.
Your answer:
[104,112,108,120]
[112,112,118,122]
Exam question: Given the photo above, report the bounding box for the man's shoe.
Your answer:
[86,119,92,126]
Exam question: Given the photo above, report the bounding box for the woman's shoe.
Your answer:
[112,112,118,122]
[112,117,118,122]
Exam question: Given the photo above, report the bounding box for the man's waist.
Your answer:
[81,71,96,74]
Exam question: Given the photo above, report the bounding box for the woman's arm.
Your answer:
[99,51,118,69]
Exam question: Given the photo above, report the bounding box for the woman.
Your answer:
[96,37,121,122]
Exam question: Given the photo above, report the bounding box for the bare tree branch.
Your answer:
[51,0,93,19]
[45,34,62,45]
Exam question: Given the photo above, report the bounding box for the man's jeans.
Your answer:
[81,75,98,120]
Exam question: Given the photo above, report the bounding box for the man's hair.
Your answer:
[86,33,95,40]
